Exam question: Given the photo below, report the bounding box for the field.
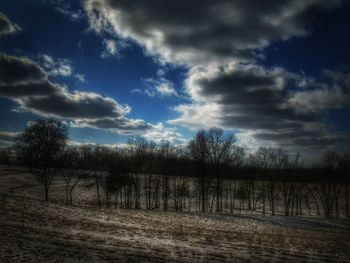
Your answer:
[0,165,349,262]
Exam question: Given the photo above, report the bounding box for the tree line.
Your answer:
[1,119,349,218]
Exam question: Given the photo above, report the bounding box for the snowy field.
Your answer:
[0,165,349,262]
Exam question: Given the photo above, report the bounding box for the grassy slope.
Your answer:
[0,165,349,262]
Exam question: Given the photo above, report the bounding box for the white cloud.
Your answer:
[134,77,178,98]
[55,7,84,22]
[0,12,20,36]
[39,54,73,77]
[101,39,118,58]
[75,73,86,83]
[168,102,221,130]
[288,85,350,113]
[39,54,86,83]
[142,123,188,145]
[157,69,165,77]
[156,83,177,97]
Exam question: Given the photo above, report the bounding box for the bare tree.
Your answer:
[229,146,246,213]
[91,145,115,207]
[339,153,350,217]
[281,154,302,216]
[158,140,176,211]
[277,153,304,216]
[257,147,288,216]
[316,150,341,218]
[144,140,157,210]
[60,148,83,205]
[15,119,67,201]
[256,147,271,215]
[206,128,235,212]
[0,147,12,164]
[128,136,148,209]
[188,130,209,212]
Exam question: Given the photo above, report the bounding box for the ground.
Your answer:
[0,165,349,262]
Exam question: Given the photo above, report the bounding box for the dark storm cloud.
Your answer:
[170,63,350,148]
[0,12,17,36]
[0,54,52,97]
[21,91,126,119]
[0,53,152,132]
[254,130,325,141]
[0,131,21,147]
[86,0,340,65]
[292,134,350,148]
[186,64,319,130]
[196,69,308,130]
[254,129,350,148]
[0,131,21,142]
[0,53,46,84]
[86,0,348,151]
[75,117,154,135]
[0,53,125,119]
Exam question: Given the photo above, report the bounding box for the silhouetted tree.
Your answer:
[339,153,350,217]
[159,140,175,211]
[128,136,148,209]
[15,119,67,201]
[0,147,11,164]
[206,128,235,212]
[229,146,246,212]
[144,140,157,209]
[316,150,341,218]
[188,130,209,212]
[60,148,83,205]
[106,150,133,209]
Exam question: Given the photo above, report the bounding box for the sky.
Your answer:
[0,0,349,161]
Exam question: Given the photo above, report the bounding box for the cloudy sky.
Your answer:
[0,0,349,159]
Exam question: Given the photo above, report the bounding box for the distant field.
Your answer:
[0,165,349,262]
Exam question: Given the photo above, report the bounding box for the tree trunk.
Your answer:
[307,185,320,216]
[270,180,275,216]
[134,174,140,209]
[69,190,73,205]
[229,180,233,213]
[201,173,206,212]
[216,178,220,212]
[251,181,255,211]
[163,176,169,210]
[69,182,78,205]
[283,183,288,216]
[305,196,311,215]
[346,185,349,218]
[333,183,342,219]
[262,183,266,215]
[44,185,49,201]
[65,182,69,204]
[95,172,101,207]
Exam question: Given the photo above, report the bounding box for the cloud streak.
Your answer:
[85,0,340,66]
[0,53,153,134]
[0,130,21,146]
[132,77,178,98]
[0,12,18,36]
